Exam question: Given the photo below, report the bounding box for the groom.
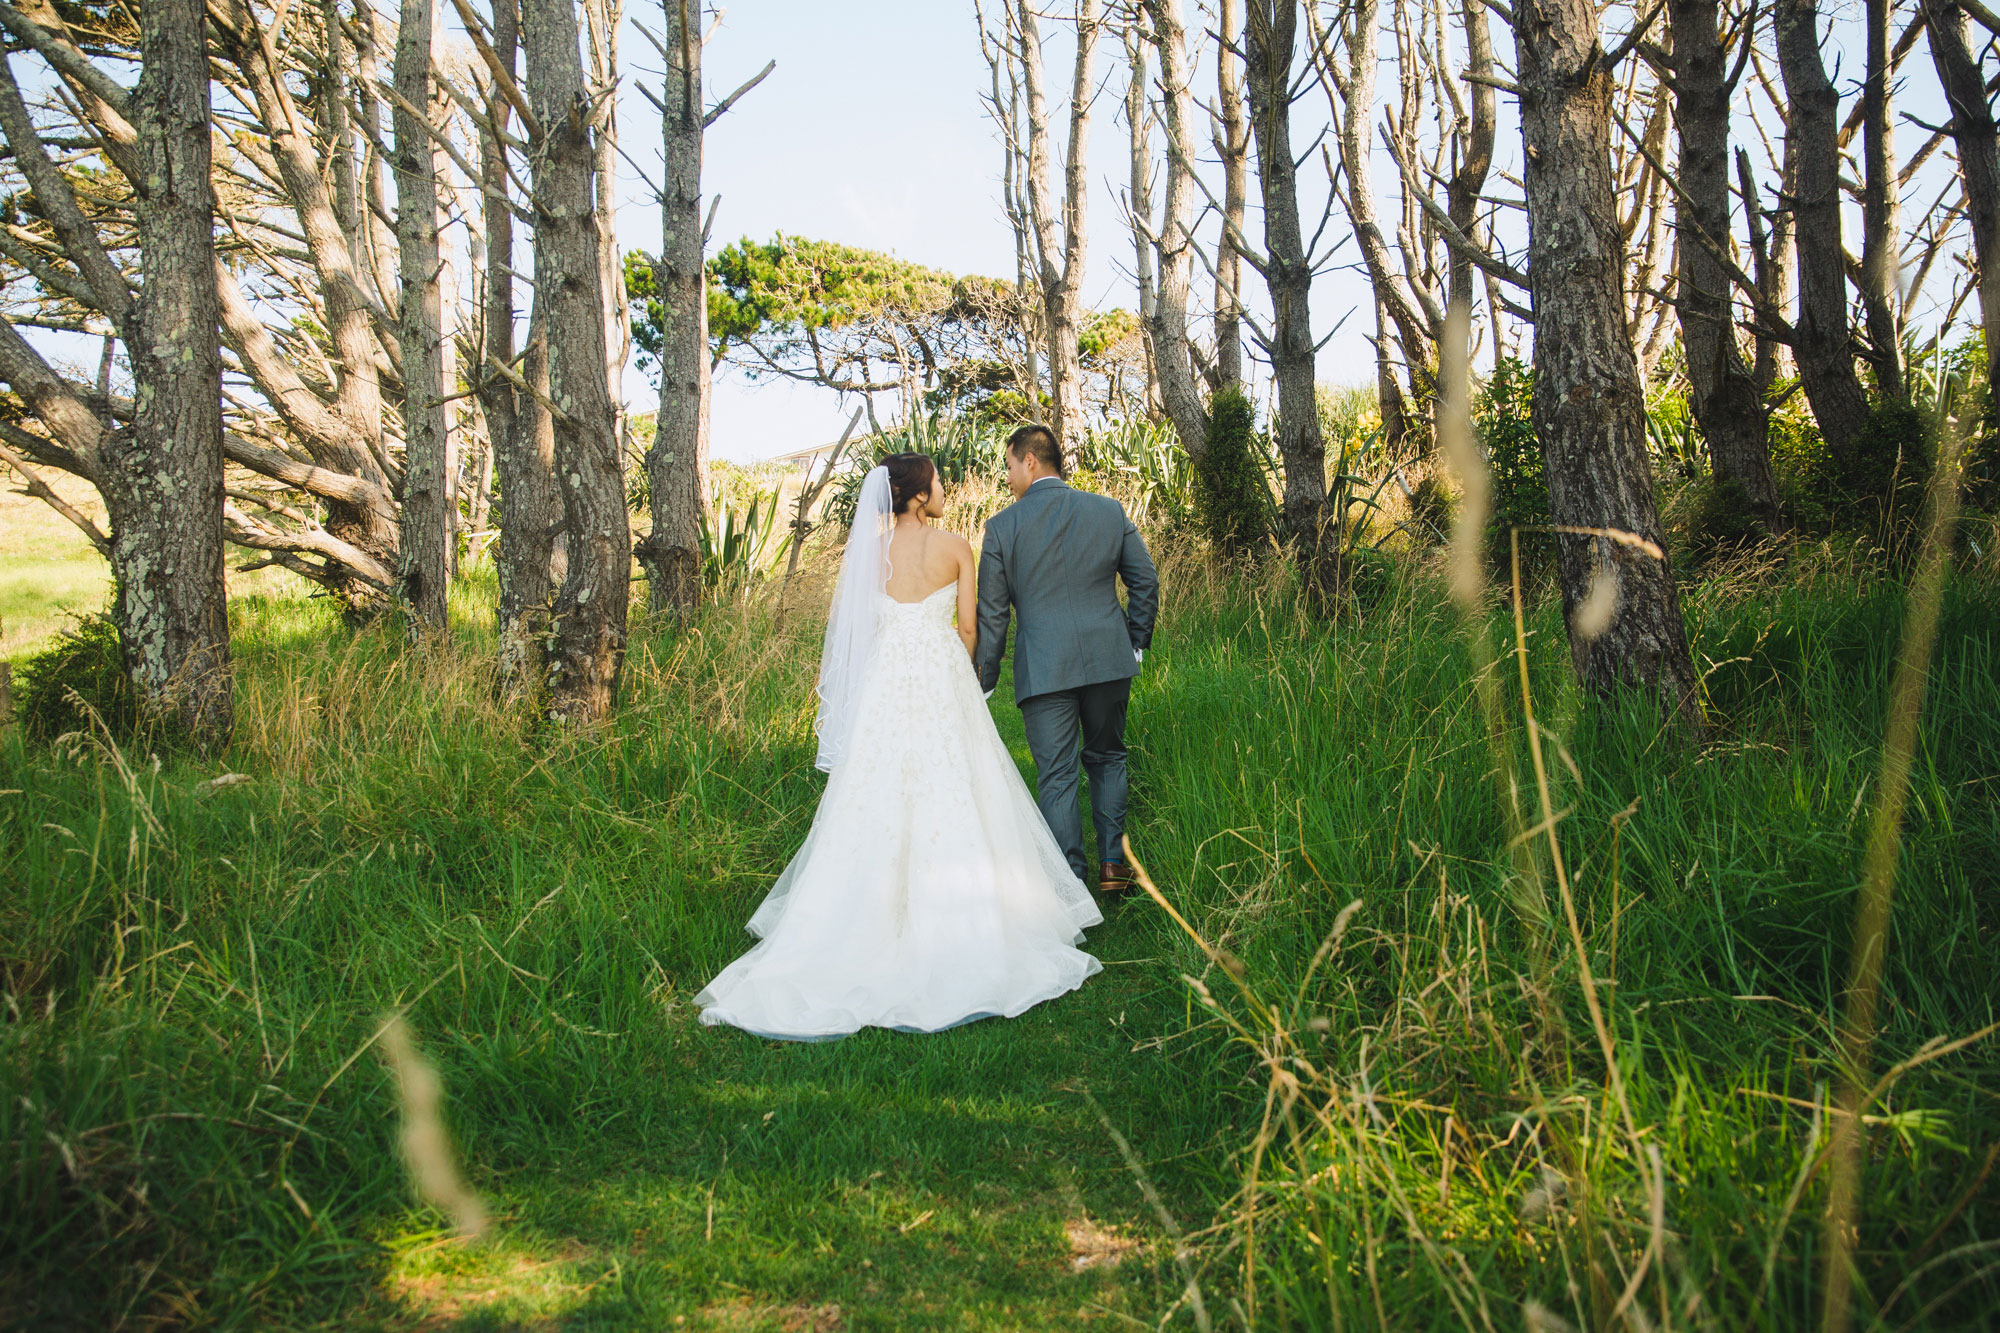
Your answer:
[976,424,1160,893]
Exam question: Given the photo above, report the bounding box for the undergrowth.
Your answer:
[2,536,1994,1329]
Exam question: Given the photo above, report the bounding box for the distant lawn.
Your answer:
[0,467,111,661]
[1,466,305,663]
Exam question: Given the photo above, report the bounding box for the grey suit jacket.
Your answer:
[975,479,1160,703]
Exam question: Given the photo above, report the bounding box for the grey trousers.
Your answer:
[1019,677,1131,881]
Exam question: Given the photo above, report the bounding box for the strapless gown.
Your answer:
[694,583,1103,1040]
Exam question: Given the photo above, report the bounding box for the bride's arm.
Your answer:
[956,539,978,657]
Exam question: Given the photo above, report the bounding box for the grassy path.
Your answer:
[370,909,1224,1330]
[355,681,1237,1331]
[6,588,1240,1330]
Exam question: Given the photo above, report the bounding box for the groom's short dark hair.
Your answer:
[1006,423,1063,476]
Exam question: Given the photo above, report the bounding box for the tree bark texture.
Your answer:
[1140,0,1208,459]
[1739,145,1795,395]
[1245,0,1331,563]
[1448,0,1497,342]
[582,0,629,428]
[1925,0,2000,402]
[1512,0,1699,718]
[1122,23,1159,418]
[522,0,629,723]
[119,0,230,740]
[354,4,399,320]
[1330,0,1435,449]
[1668,0,1781,526]
[1017,0,1098,461]
[638,0,710,614]
[321,0,364,281]
[1376,298,1414,455]
[1212,0,1247,392]
[1860,0,1903,396]
[394,0,453,631]
[1774,0,1872,464]
[479,0,559,696]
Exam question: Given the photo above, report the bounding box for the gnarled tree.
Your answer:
[1510,0,1699,718]
[1667,0,1781,527]
[521,0,628,722]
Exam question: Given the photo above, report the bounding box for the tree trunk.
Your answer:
[479,0,560,698]
[980,9,1042,410]
[1513,0,1699,720]
[355,3,399,320]
[1330,0,1435,451]
[637,0,710,614]
[1245,1,1330,564]
[1859,0,1903,396]
[1212,0,1247,392]
[1375,298,1413,455]
[521,0,629,723]
[1925,0,2000,404]
[394,0,452,631]
[1447,0,1497,360]
[1123,22,1160,419]
[1140,0,1208,458]
[1017,0,1099,461]
[116,0,229,741]
[582,0,630,457]
[500,310,562,694]
[1739,145,1795,395]
[1669,0,1781,527]
[1774,0,1871,464]
[321,0,362,271]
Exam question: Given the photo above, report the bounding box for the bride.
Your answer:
[694,453,1104,1041]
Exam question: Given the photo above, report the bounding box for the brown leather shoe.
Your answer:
[1099,860,1136,894]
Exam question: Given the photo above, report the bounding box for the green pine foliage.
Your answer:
[1193,385,1271,552]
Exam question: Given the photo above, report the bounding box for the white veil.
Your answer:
[812,465,893,772]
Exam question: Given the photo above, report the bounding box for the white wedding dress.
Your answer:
[694,581,1104,1041]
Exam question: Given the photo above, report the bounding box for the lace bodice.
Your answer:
[875,583,963,663]
[882,582,956,620]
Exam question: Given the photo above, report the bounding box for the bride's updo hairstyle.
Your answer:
[884,452,937,514]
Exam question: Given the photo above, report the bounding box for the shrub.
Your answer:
[1194,386,1272,552]
[1075,417,1192,527]
[1772,391,1937,556]
[12,613,135,743]
[1316,381,1384,471]
[1677,475,1777,569]
[1477,357,1554,579]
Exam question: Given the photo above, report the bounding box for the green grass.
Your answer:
[0,545,111,665]
[3,538,1996,1329]
[0,470,111,662]
[0,473,302,663]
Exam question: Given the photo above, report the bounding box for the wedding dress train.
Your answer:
[695,583,1104,1041]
